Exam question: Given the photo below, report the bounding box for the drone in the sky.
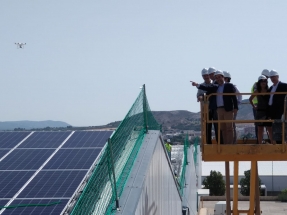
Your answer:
[15,43,26,49]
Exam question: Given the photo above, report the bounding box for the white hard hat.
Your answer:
[214,70,224,77]
[261,69,270,77]
[201,68,209,76]
[167,139,171,142]
[223,71,231,78]
[258,75,267,81]
[269,70,279,77]
[208,67,216,74]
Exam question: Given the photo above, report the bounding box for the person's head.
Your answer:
[214,70,224,85]
[261,69,270,79]
[256,75,268,92]
[269,70,279,85]
[208,67,216,81]
[201,68,210,83]
[223,71,231,83]
[167,139,171,143]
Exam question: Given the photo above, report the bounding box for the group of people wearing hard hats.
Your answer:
[249,69,287,144]
[191,67,287,145]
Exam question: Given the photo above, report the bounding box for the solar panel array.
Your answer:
[0,130,113,215]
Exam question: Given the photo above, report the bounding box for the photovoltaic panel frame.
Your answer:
[0,130,113,215]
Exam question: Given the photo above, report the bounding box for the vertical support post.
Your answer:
[143,84,148,133]
[272,161,274,194]
[255,162,261,215]
[217,122,221,153]
[108,138,120,210]
[204,95,209,146]
[249,161,256,215]
[233,161,239,215]
[282,121,285,152]
[225,161,231,215]
[201,99,205,154]
[283,95,287,152]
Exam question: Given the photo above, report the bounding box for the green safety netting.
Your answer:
[178,136,199,197]
[71,85,160,215]
[178,134,189,196]
[193,137,198,165]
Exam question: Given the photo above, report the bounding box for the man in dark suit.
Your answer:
[191,71,238,144]
[197,68,220,144]
[268,70,287,143]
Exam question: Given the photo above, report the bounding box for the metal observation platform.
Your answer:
[200,92,287,215]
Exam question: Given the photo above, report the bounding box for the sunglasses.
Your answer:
[260,80,267,83]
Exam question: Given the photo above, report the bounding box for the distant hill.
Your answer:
[0,120,71,130]
[2,100,253,131]
[106,110,201,131]
[237,99,253,120]
[152,110,201,130]
[106,100,253,131]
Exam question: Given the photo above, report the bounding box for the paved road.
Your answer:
[201,201,287,215]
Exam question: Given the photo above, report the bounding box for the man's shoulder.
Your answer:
[279,82,287,86]
[223,83,237,92]
[224,83,235,88]
[278,82,287,91]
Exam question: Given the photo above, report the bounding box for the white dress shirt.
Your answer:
[216,85,224,107]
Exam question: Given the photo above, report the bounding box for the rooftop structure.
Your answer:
[0,85,201,215]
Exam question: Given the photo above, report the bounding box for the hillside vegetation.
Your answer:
[1,100,253,131]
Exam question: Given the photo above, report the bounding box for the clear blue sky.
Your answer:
[1,1,287,126]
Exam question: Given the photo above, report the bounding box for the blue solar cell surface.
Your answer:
[0,131,112,214]
[0,149,9,158]
[44,148,101,169]
[0,171,35,198]
[19,171,87,198]
[0,200,9,209]
[0,149,54,170]
[2,199,69,215]
[19,132,71,148]
[63,131,112,148]
[0,132,31,148]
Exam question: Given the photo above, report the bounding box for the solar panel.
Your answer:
[0,149,54,170]
[0,171,35,198]
[19,132,71,148]
[0,130,113,215]
[0,132,31,148]
[19,171,87,198]
[63,131,111,148]
[0,150,9,158]
[44,148,102,169]
[1,199,69,215]
[0,201,8,207]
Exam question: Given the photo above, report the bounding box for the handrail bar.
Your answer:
[206,120,276,123]
[205,91,287,99]
[199,91,287,154]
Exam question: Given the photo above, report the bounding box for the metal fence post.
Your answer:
[108,138,120,210]
[143,84,148,133]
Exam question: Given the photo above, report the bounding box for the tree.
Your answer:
[240,169,262,196]
[203,170,225,196]
[278,188,287,202]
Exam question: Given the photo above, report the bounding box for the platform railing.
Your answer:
[200,92,287,154]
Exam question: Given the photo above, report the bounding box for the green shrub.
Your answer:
[203,170,226,196]
[278,189,287,202]
[239,170,262,196]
